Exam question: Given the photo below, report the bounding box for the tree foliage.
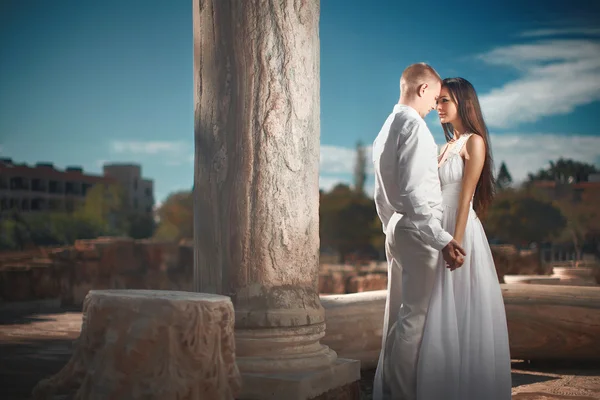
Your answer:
[554,193,600,258]
[0,183,155,250]
[354,140,367,195]
[77,183,127,234]
[496,161,513,190]
[527,158,598,183]
[0,211,104,250]
[483,188,566,246]
[319,184,378,261]
[153,190,193,241]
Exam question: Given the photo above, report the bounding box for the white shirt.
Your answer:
[372,104,453,251]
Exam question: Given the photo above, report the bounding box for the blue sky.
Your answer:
[1,0,600,204]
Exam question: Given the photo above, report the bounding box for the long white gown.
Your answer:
[415,133,512,400]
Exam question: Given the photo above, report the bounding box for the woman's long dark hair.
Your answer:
[441,77,495,217]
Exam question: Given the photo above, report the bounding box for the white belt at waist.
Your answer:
[441,182,478,219]
[441,182,463,206]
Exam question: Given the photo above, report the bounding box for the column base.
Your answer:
[237,358,361,400]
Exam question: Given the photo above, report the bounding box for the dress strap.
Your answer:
[453,133,473,154]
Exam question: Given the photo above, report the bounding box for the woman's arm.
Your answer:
[454,134,486,245]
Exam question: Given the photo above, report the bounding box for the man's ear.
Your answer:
[417,83,428,98]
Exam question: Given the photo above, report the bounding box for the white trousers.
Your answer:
[373,222,439,400]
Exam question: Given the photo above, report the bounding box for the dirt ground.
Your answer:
[1,308,599,400]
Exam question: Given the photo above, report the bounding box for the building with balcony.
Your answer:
[0,158,154,216]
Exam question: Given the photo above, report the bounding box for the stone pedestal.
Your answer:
[320,291,387,370]
[193,0,360,398]
[32,290,240,400]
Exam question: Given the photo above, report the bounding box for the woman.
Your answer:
[416,77,512,399]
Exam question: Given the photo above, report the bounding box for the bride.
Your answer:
[416,77,512,399]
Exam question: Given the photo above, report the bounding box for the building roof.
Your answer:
[0,161,116,184]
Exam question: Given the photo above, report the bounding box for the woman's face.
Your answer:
[436,86,458,125]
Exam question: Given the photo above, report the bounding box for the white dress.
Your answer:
[415,134,512,400]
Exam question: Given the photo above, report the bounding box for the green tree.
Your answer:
[319,184,353,252]
[0,218,20,250]
[554,195,600,260]
[319,184,378,262]
[496,161,513,190]
[44,213,104,244]
[527,158,598,183]
[370,216,385,259]
[353,141,367,195]
[484,188,566,246]
[0,211,103,249]
[154,191,193,241]
[126,212,156,239]
[77,183,128,234]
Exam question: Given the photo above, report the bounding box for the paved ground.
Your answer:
[1,308,599,400]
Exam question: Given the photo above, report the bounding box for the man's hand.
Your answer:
[442,239,466,271]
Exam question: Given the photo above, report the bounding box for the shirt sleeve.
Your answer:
[376,116,453,250]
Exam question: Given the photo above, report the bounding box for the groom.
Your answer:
[372,63,466,400]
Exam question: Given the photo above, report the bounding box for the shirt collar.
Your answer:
[393,103,423,122]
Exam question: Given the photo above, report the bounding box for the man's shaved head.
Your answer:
[400,63,441,95]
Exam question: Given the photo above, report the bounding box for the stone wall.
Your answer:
[318,263,388,294]
[317,245,546,294]
[0,239,550,305]
[0,237,193,306]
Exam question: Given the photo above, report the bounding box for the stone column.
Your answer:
[192,1,360,399]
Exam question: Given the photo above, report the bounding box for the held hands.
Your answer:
[442,239,466,271]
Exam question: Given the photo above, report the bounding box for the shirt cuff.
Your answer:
[430,230,453,251]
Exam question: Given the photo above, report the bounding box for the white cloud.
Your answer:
[490,133,600,183]
[320,144,373,175]
[477,39,600,128]
[111,140,188,155]
[318,133,600,193]
[109,140,193,166]
[320,145,355,174]
[519,28,600,38]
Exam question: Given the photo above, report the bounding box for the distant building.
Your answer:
[0,158,154,216]
[102,163,154,214]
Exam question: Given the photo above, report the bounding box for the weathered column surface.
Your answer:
[32,290,240,400]
[193,0,360,398]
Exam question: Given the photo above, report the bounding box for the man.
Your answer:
[372,63,466,400]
